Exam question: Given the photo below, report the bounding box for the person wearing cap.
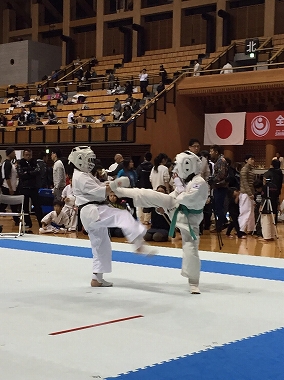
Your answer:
[0,147,20,225]
[238,154,255,238]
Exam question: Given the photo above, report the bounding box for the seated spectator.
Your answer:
[111,79,124,95]
[67,110,77,125]
[107,191,128,238]
[156,81,165,95]
[27,109,37,125]
[35,117,43,126]
[124,81,133,96]
[122,94,134,107]
[47,110,57,125]
[0,113,7,127]
[119,105,132,121]
[95,113,106,123]
[74,55,81,66]
[76,113,86,128]
[18,110,27,126]
[39,200,69,234]
[111,98,122,120]
[61,179,77,231]
[84,69,91,82]
[143,185,171,242]
[91,67,97,78]
[131,99,140,114]
[76,67,84,81]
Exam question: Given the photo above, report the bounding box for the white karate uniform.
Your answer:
[62,184,77,230]
[238,193,255,232]
[39,210,69,234]
[113,174,208,286]
[72,169,146,276]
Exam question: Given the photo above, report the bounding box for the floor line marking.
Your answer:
[49,315,144,336]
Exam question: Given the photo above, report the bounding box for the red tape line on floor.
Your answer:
[49,315,144,335]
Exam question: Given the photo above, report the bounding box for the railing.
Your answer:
[202,42,236,73]
[0,121,136,146]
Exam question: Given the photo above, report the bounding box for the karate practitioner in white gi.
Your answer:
[68,146,149,287]
[110,151,208,294]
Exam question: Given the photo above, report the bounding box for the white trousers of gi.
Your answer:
[80,204,146,275]
[111,187,202,285]
[62,205,77,230]
[261,214,275,239]
[238,193,255,233]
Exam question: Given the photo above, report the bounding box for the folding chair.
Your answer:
[0,194,25,237]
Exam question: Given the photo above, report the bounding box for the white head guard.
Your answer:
[68,146,96,172]
[173,151,202,181]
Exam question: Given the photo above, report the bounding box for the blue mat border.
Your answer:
[0,239,284,282]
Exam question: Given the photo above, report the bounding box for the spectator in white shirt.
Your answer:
[139,68,148,97]
[193,60,201,76]
[51,149,66,201]
[149,153,170,193]
[220,62,233,74]
[67,110,77,125]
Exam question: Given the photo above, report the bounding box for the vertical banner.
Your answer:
[204,112,246,145]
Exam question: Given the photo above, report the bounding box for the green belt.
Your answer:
[169,205,203,240]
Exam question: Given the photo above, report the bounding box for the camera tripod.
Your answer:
[209,194,224,250]
[253,185,281,252]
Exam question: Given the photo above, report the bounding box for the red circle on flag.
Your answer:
[216,119,233,139]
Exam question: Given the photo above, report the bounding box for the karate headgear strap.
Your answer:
[173,151,202,182]
[68,146,96,173]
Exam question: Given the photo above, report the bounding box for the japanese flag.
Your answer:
[204,112,246,145]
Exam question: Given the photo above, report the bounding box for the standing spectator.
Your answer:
[150,153,170,193]
[272,152,284,169]
[0,147,20,226]
[107,154,124,178]
[136,152,153,225]
[225,187,241,238]
[17,149,42,231]
[108,71,115,90]
[188,138,210,181]
[220,62,233,74]
[253,180,263,238]
[136,152,153,189]
[193,60,201,76]
[159,65,167,84]
[260,173,279,242]
[51,148,66,201]
[36,151,49,189]
[238,154,255,238]
[209,145,228,232]
[117,158,137,188]
[139,68,148,97]
[264,159,283,201]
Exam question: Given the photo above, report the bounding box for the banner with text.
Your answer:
[246,111,284,140]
